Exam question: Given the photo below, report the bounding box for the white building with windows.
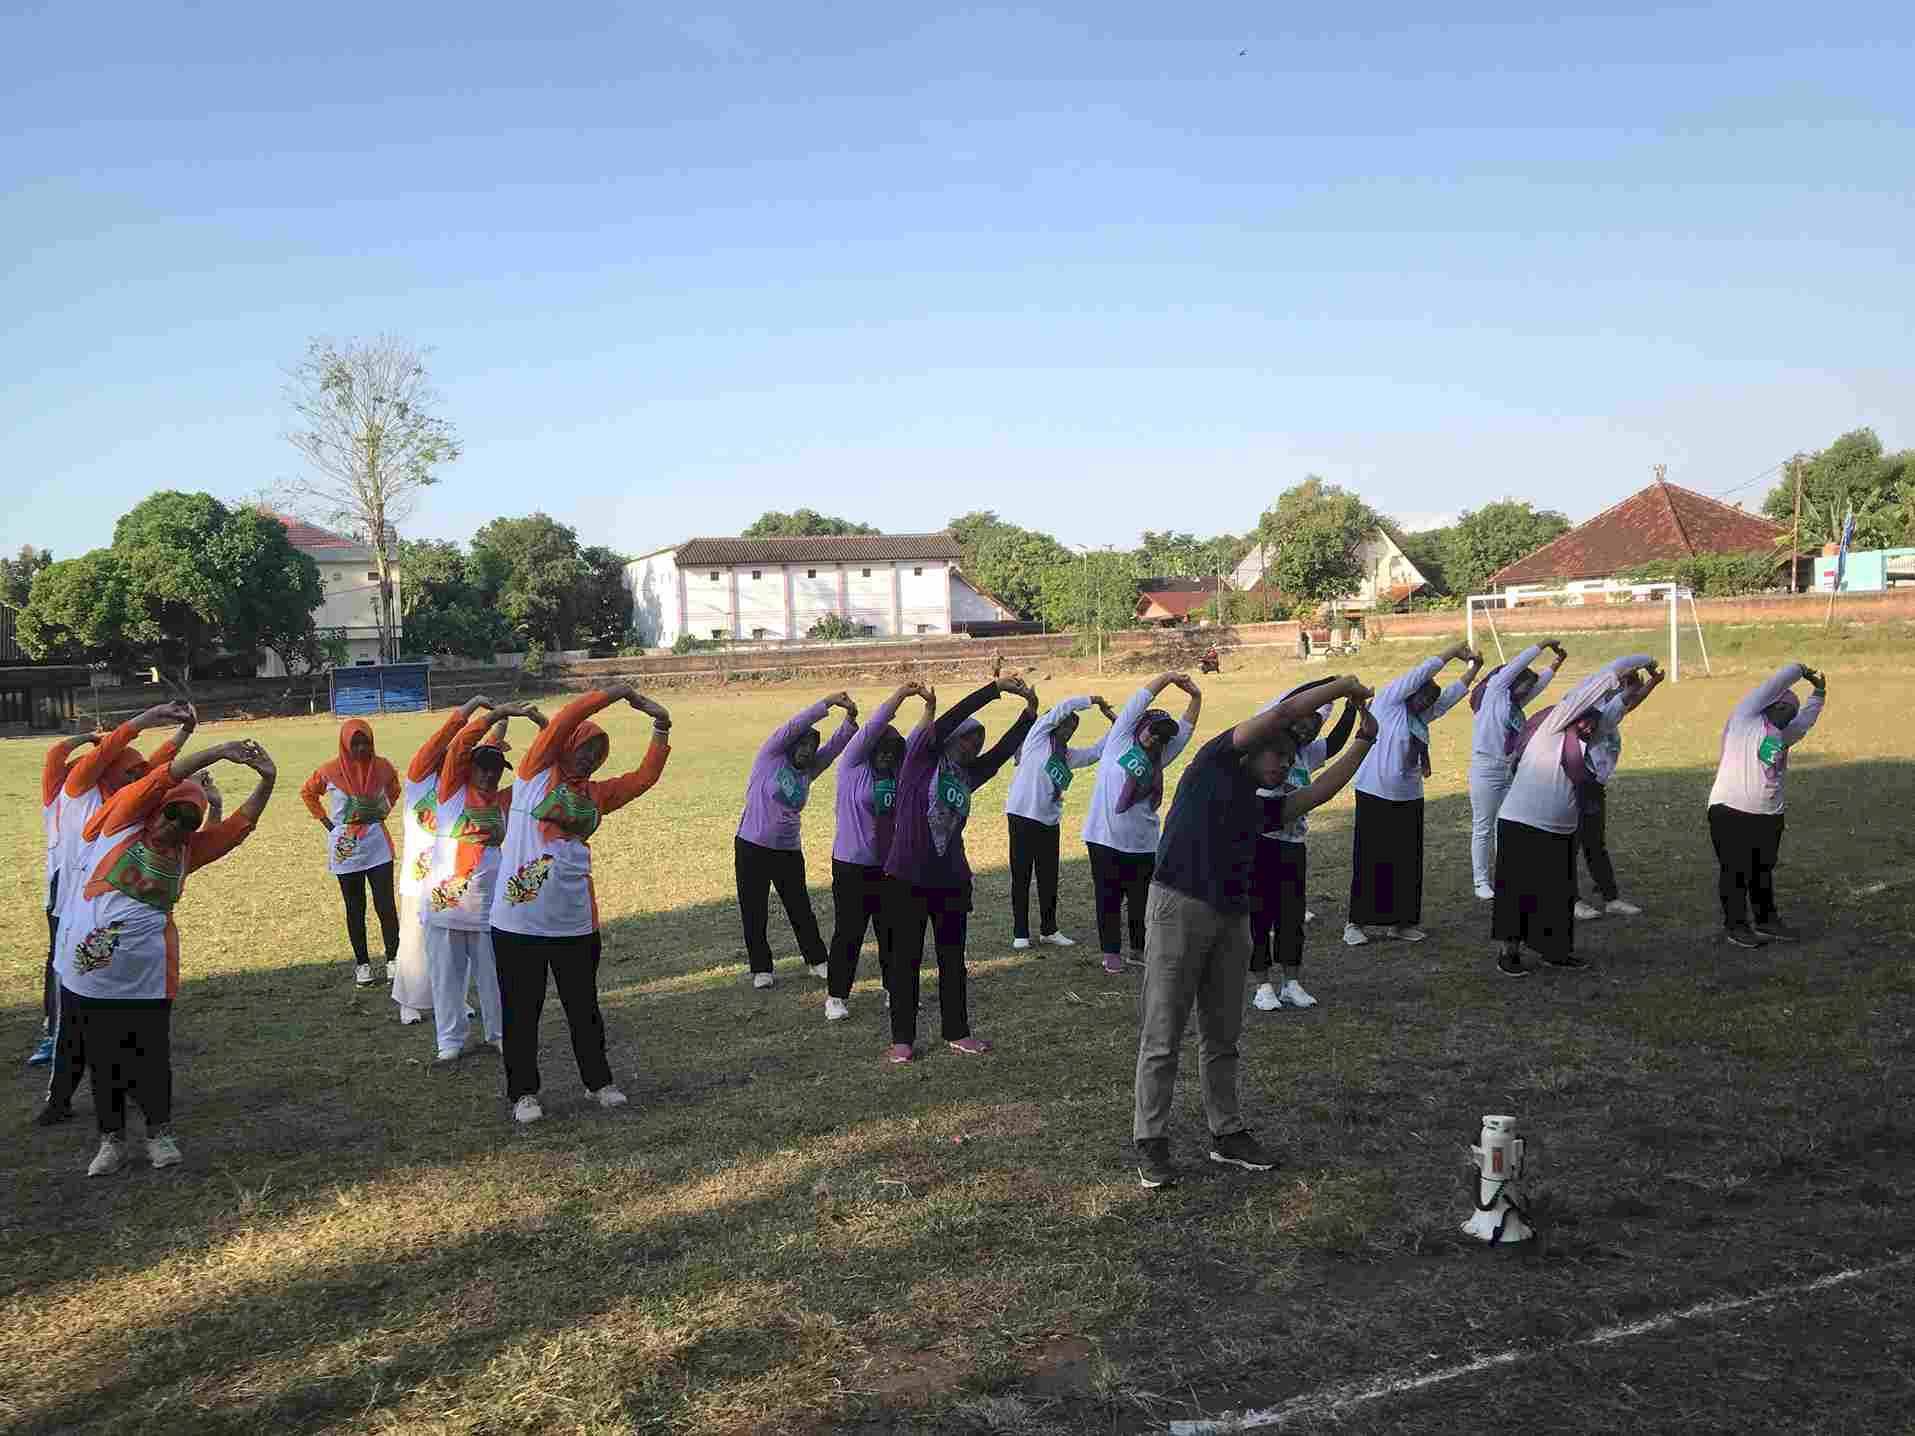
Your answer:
[255,511,402,674]
[1229,528,1429,611]
[624,534,1013,647]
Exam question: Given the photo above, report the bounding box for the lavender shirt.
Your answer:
[735,701,855,851]
[832,693,906,867]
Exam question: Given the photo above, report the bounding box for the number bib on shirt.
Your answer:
[1117,746,1153,781]
[773,764,805,808]
[1044,755,1073,793]
[1756,734,1784,768]
[872,778,897,817]
[936,770,971,819]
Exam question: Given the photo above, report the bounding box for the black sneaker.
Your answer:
[1724,924,1768,949]
[1544,951,1590,970]
[1208,1130,1277,1172]
[1751,918,1799,943]
[1136,1137,1178,1189]
[1496,949,1530,978]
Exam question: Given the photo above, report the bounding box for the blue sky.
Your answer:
[4,1,1910,562]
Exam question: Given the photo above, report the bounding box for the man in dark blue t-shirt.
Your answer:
[1133,674,1375,1189]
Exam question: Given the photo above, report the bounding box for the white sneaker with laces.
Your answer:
[1474,883,1495,901]
[591,1085,628,1109]
[1252,982,1281,1011]
[1605,898,1642,916]
[87,1134,127,1177]
[1038,932,1075,948]
[1573,900,1603,921]
[512,1095,543,1124]
[1278,980,1318,1009]
[807,963,827,979]
[354,962,374,986]
[1391,926,1428,943]
[752,972,775,990]
[824,996,850,1021]
[1011,937,1031,950]
[1342,923,1369,947]
[146,1132,182,1169]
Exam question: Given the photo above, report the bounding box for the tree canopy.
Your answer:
[1439,500,1571,597]
[740,509,878,538]
[1249,478,1380,612]
[1133,530,1252,581]
[947,510,1076,621]
[424,514,634,654]
[0,545,53,609]
[1760,428,1914,552]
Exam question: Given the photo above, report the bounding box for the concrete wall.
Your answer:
[1364,588,1915,641]
[625,551,683,648]
[898,560,948,634]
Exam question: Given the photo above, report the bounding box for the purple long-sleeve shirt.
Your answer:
[736,701,855,851]
[884,682,1034,896]
[832,692,906,867]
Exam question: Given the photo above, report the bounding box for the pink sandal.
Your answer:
[886,1043,915,1064]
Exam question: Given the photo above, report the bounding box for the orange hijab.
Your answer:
[318,719,383,796]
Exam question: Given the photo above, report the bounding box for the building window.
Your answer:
[916,624,931,634]
[859,624,876,636]
[913,566,923,577]
[711,628,725,640]
[752,627,768,640]
[751,570,761,580]
[709,572,720,582]
[861,568,872,578]
[807,568,817,578]
[366,571,380,581]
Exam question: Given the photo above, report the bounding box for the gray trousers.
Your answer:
[1132,882,1252,1142]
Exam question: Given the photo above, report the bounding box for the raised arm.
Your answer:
[520,688,628,779]
[1281,704,1379,822]
[969,677,1039,785]
[1734,663,1810,721]
[844,684,919,768]
[932,680,1006,747]
[760,698,836,762]
[189,742,277,871]
[1022,695,1093,757]
[1620,663,1665,716]
[1378,651,1452,709]
[438,713,499,802]
[813,701,860,776]
[1319,697,1359,761]
[1533,660,1649,742]
[43,733,100,805]
[594,731,673,818]
[1779,668,1827,744]
[1170,674,1202,732]
[1232,676,1371,751]
[64,703,188,797]
[411,696,491,781]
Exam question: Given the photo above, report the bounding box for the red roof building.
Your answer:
[1134,577,1229,624]
[1489,479,1788,591]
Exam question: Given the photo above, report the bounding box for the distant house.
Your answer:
[1488,479,1788,597]
[623,533,1012,647]
[254,510,403,674]
[1228,529,1429,611]
[1134,577,1230,625]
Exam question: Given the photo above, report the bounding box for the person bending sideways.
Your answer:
[1133,675,1375,1191]
[1706,662,1827,948]
[301,720,403,988]
[1003,692,1116,951]
[735,692,858,989]
[1570,662,1664,921]
[60,738,275,1176]
[1466,641,1563,900]
[488,684,672,1125]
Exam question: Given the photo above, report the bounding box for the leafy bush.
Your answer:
[808,613,858,642]
[1612,551,1784,597]
[671,633,719,655]
[521,640,545,676]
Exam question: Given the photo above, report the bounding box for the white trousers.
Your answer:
[425,924,504,1055]
[390,893,433,1010]
[1468,759,1515,890]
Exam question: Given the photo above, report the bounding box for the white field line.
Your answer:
[1167,1254,1915,1434]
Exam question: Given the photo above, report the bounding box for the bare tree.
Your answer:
[281,337,460,662]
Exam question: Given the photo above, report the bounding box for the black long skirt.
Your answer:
[1491,818,1576,960]
[1348,792,1424,926]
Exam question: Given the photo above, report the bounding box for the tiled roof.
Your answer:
[255,508,363,551]
[1490,481,1786,587]
[1136,577,1229,620]
[674,533,962,566]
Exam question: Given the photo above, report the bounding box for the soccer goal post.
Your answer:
[1465,584,1712,682]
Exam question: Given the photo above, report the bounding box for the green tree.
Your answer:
[1392,524,1453,595]
[281,336,461,661]
[1135,531,1253,581]
[14,550,140,665]
[1036,549,1141,636]
[1612,550,1782,597]
[1761,429,1914,552]
[470,513,589,651]
[947,510,1073,619]
[576,545,633,650]
[0,545,53,608]
[1442,500,1572,597]
[740,509,878,538]
[394,537,513,660]
[1252,478,1379,612]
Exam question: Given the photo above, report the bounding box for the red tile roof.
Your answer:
[1135,577,1228,621]
[1490,481,1786,587]
[675,533,962,566]
[255,508,362,551]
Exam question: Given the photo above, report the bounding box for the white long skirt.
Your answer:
[389,893,433,1012]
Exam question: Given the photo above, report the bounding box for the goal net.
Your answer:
[1464,583,1713,682]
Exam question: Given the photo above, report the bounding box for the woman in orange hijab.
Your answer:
[301,719,403,987]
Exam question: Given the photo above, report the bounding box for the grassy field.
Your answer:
[4,623,1913,1434]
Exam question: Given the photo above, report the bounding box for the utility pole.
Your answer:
[1788,457,1804,594]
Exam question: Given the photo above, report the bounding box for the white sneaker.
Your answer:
[398,1005,426,1025]
[1342,923,1369,947]
[1252,982,1281,1011]
[1474,883,1495,901]
[1278,980,1318,1009]
[591,1084,628,1109]
[752,972,776,990]
[807,963,828,979]
[1012,937,1032,950]
[435,1047,463,1063]
[354,962,374,987]
[146,1132,182,1169]
[512,1095,543,1124]
[824,996,850,1021]
[1605,898,1642,916]
[87,1134,127,1177]
[1390,926,1429,943]
[1573,900,1603,921]
[1038,932,1075,948]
